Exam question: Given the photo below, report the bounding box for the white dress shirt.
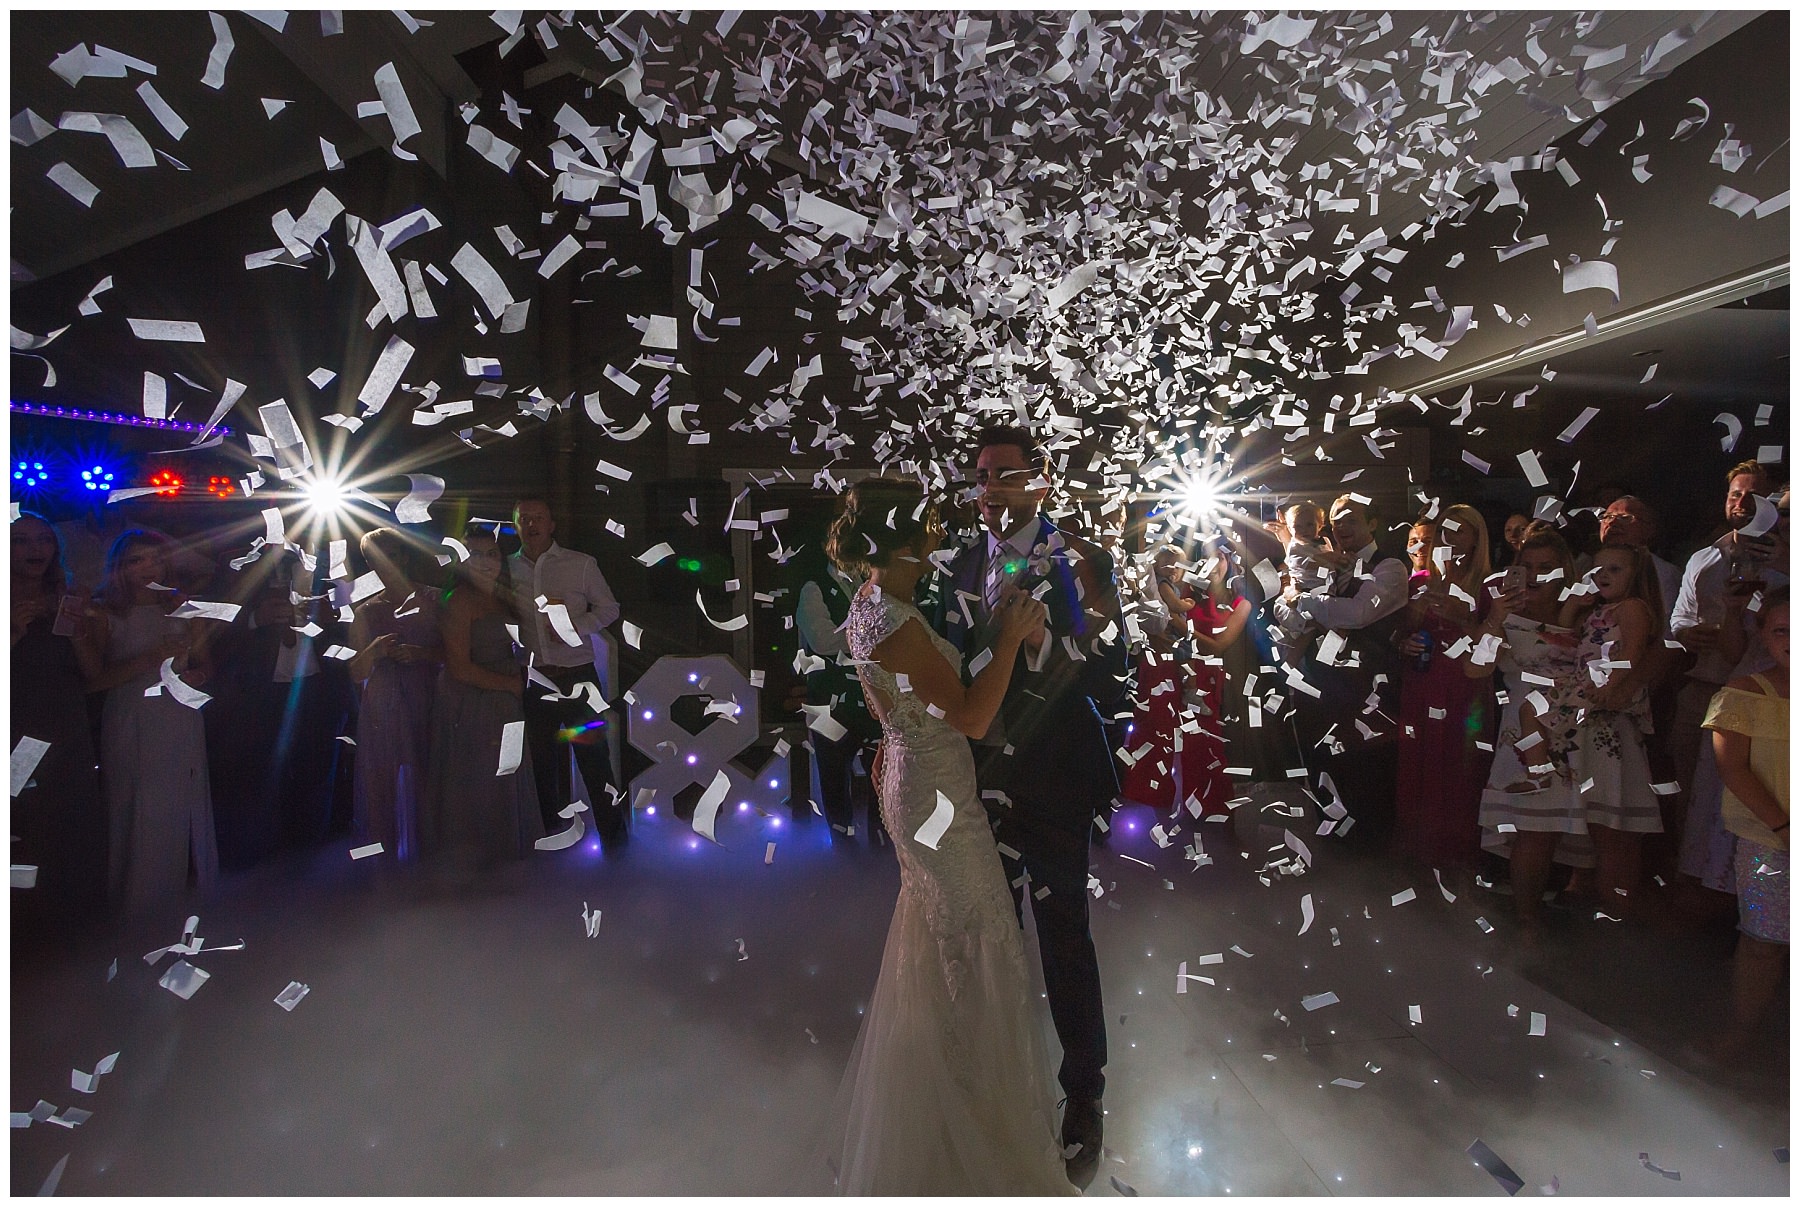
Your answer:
[796,565,860,657]
[1671,536,1789,684]
[1291,541,1408,630]
[509,541,620,668]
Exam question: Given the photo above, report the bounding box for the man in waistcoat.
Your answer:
[794,547,883,844]
[1273,494,1409,848]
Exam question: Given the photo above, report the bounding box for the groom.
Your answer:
[930,423,1129,1188]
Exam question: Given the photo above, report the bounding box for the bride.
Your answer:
[825,478,1077,1195]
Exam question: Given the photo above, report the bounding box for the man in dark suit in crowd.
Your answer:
[928,423,1129,1189]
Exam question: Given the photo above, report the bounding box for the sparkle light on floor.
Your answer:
[9,791,1789,1195]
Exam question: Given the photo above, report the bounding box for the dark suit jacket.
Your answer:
[928,516,1129,827]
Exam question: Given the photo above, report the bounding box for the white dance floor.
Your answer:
[10,789,1789,1196]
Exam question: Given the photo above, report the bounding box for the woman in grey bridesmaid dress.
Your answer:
[422,525,543,871]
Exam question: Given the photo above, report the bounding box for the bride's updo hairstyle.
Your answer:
[826,478,941,574]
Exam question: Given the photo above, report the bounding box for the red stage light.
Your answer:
[149,469,185,497]
[206,476,236,499]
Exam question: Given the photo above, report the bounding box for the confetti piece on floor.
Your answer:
[1301,991,1339,1012]
[1638,1153,1680,1181]
[274,982,310,1011]
[1467,1139,1525,1195]
[1331,1078,1364,1089]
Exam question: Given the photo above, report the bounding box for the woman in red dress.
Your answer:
[1122,545,1250,817]
[1393,504,1497,873]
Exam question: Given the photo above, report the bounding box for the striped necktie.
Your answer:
[984,542,1009,616]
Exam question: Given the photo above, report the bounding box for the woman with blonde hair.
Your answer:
[1392,504,1497,872]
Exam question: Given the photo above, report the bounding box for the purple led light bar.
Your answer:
[10,400,232,436]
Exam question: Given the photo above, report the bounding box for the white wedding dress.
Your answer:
[830,588,1075,1195]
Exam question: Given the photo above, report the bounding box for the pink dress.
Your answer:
[1121,595,1234,815]
[1392,573,1496,869]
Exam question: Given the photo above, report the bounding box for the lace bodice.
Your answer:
[845,589,965,748]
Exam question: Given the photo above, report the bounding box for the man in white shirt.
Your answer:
[510,496,624,846]
[1272,495,1410,849]
[1669,464,1786,890]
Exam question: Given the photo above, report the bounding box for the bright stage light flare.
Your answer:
[302,474,348,516]
[1182,481,1219,516]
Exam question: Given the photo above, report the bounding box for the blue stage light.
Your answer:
[79,463,116,492]
[13,460,49,489]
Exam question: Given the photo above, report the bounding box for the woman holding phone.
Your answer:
[1391,504,1496,873]
[1470,524,1589,946]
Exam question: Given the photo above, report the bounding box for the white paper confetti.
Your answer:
[913,790,956,850]
[274,981,311,1011]
[158,960,210,999]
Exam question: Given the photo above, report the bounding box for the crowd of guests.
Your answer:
[10,496,623,940]
[14,455,1790,1055]
[1067,460,1786,1060]
[782,459,1791,1067]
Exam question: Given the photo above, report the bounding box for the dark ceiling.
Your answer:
[6,9,1789,562]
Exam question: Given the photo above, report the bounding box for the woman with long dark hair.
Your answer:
[10,512,107,929]
[421,523,543,870]
[350,528,444,862]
